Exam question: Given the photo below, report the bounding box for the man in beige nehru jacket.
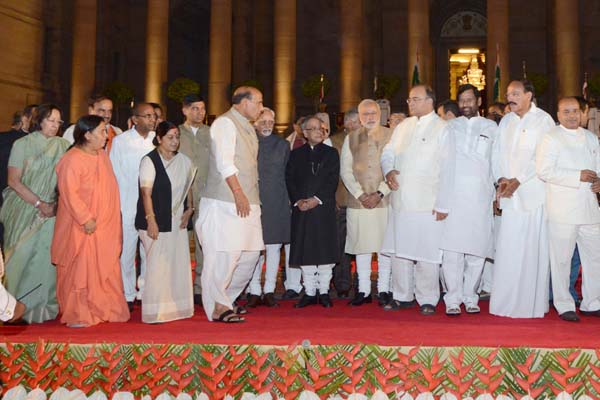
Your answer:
[196,86,264,323]
[341,99,393,307]
[178,94,211,305]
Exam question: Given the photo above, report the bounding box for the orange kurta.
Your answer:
[52,148,129,326]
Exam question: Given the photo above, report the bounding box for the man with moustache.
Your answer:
[388,112,407,130]
[380,85,455,315]
[247,107,294,308]
[341,99,393,306]
[64,94,123,151]
[536,97,600,322]
[110,103,157,309]
[490,79,555,318]
[178,94,211,305]
[286,116,340,308]
[439,84,497,316]
[196,86,264,322]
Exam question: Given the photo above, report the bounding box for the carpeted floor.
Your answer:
[2,300,599,348]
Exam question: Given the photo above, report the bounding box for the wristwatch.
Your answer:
[34,200,41,208]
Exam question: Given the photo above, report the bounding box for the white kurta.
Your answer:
[340,135,390,254]
[536,125,600,314]
[138,153,195,323]
[196,114,263,321]
[380,111,455,264]
[439,116,496,257]
[489,103,555,318]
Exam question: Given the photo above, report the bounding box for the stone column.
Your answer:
[339,0,363,112]
[273,0,296,133]
[487,0,510,103]
[145,0,169,104]
[70,0,97,120]
[554,0,580,97]
[208,0,232,116]
[407,0,432,89]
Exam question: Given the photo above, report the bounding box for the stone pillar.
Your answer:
[145,0,169,105]
[339,0,363,112]
[208,0,232,116]
[70,0,97,120]
[273,0,296,133]
[487,0,510,103]
[407,0,432,90]
[554,0,580,97]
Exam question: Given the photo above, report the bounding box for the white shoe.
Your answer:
[466,304,480,314]
[445,305,461,316]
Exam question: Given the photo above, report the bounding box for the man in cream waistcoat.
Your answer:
[380,85,455,315]
[341,99,393,306]
[490,79,555,318]
[536,97,600,322]
[196,86,264,323]
[439,84,498,316]
[178,94,211,305]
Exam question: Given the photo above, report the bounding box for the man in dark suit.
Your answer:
[286,116,340,308]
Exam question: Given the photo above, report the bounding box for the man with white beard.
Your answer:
[380,85,455,315]
[341,99,393,306]
[490,79,555,318]
[246,107,295,308]
[536,97,600,322]
[439,84,497,316]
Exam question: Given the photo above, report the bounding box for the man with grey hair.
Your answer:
[196,86,264,322]
[341,99,393,306]
[381,84,455,315]
[247,107,297,307]
[330,108,361,298]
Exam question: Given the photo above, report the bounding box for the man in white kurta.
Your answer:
[380,85,455,315]
[489,80,555,318]
[196,86,264,322]
[341,99,392,306]
[110,103,156,306]
[536,97,600,322]
[440,84,497,315]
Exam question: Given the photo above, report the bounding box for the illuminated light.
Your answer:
[458,48,480,54]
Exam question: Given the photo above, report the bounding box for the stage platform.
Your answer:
[2,301,600,399]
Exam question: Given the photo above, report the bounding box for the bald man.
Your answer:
[196,86,265,323]
[536,97,600,322]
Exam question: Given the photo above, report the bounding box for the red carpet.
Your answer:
[2,300,599,348]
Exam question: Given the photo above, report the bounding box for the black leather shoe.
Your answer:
[336,290,350,299]
[377,292,391,306]
[559,311,580,322]
[319,294,333,308]
[246,294,262,308]
[263,292,279,307]
[580,309,600,317]
[349,292,372,306]
[294,294,317,308]
[419,304,436,316]
[193,294,202,305]
[282,289,300,300]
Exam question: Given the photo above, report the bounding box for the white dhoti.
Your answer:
[548,222,600,315]
[490,206,550,318]
[196,198,264,321]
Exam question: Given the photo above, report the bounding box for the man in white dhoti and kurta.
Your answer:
[380,85,455,315]
[439,84,497,316]
[196,86,264,323]
[341,99,393,307]
[536,97,600,322]
[490,79,555,318]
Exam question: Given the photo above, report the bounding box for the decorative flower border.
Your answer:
[1,342,599,399]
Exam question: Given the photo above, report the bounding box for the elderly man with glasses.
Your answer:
[110,103,157,310]
[380,84,455,315]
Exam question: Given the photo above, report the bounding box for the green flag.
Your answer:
[411,63,420,86]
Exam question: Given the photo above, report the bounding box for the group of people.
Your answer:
[0,78,598,327]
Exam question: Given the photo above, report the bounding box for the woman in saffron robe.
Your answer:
[1,104,70,323]
[52,115,130,327]
[136,121,196,323]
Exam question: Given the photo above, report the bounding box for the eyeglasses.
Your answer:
[406,97,426,104]
[136,113,157,120]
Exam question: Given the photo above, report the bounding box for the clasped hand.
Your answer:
[358,192,382,209]
[298,197,319,211]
